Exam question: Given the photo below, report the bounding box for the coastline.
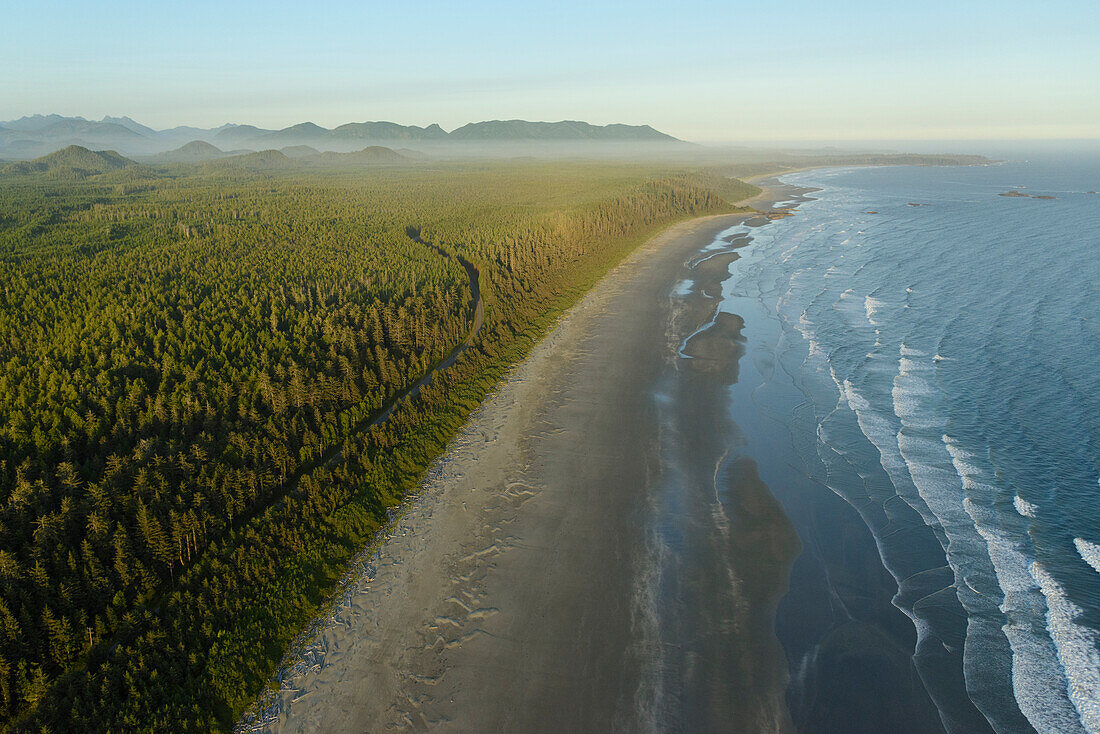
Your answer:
[237,170,971,734]
[713,172,957,734]
[735,160,1100,734]
[239,182,799,731]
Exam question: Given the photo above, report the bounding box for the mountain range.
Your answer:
[0,115,683,159]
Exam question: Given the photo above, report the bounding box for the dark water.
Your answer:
[687,158,1099,733]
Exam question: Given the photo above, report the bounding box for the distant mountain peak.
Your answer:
[326,121,449,141]
[2,113,87,132]
[447,119,678,141]
[100,116,158,137]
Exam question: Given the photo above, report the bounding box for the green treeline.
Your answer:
[0,161,750,731]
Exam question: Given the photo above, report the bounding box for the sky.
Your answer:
[2,0,1098,143]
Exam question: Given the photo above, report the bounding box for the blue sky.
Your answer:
[2,0,1097,141]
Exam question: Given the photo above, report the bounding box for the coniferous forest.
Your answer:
[0,158,757,731]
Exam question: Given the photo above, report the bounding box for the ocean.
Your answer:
[703,157,1100,733]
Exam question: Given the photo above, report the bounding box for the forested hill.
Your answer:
[5,143,414,175]
[0,162,756,730]
[1,145,137,177]
[152,140,228,163]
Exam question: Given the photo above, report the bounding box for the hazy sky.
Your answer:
[2,0,1097,142]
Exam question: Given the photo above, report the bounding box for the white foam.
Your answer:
[944,440,983,480]
[778,244,800,263]
[864,295,887,325]
[892,363,940,432]
[1014,495,1039,518]
[1031,562,1100,732]
[834,289,878,333]
[839,378,940,530]
[888,353,1077,732]
[758,185,1097,734]
[898,357,934,384]
[1074,538,1100,575]
[796,305,827,361]
[946,436,1087,733]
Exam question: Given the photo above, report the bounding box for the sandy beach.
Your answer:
[239,185,807,732]
[236,174,966,734]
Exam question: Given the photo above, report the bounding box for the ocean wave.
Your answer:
[835,289,877,333]
[897,359,936,394]
[1074,538,1100,575]
[768,165,1100,734]
[795,305,828,361]
[838,378,940,531]
[1030,562,1100,732]
[1002,617,1091,734]
[1014,495,1040,519]
[887,355,1048,731]
[778,244,801,263]
[892,360,942,432]
[864,295,887,325]
[797,310,813,332]
[944,439,983,480]
[947,436,1086,733]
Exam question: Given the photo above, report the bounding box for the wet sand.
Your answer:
[241,177,952,734]
[711,178,956,734]
[241,191,803,732]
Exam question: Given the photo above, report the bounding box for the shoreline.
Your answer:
[239,183,795,731]
[711,172,956,733]
[239,168,963,734]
